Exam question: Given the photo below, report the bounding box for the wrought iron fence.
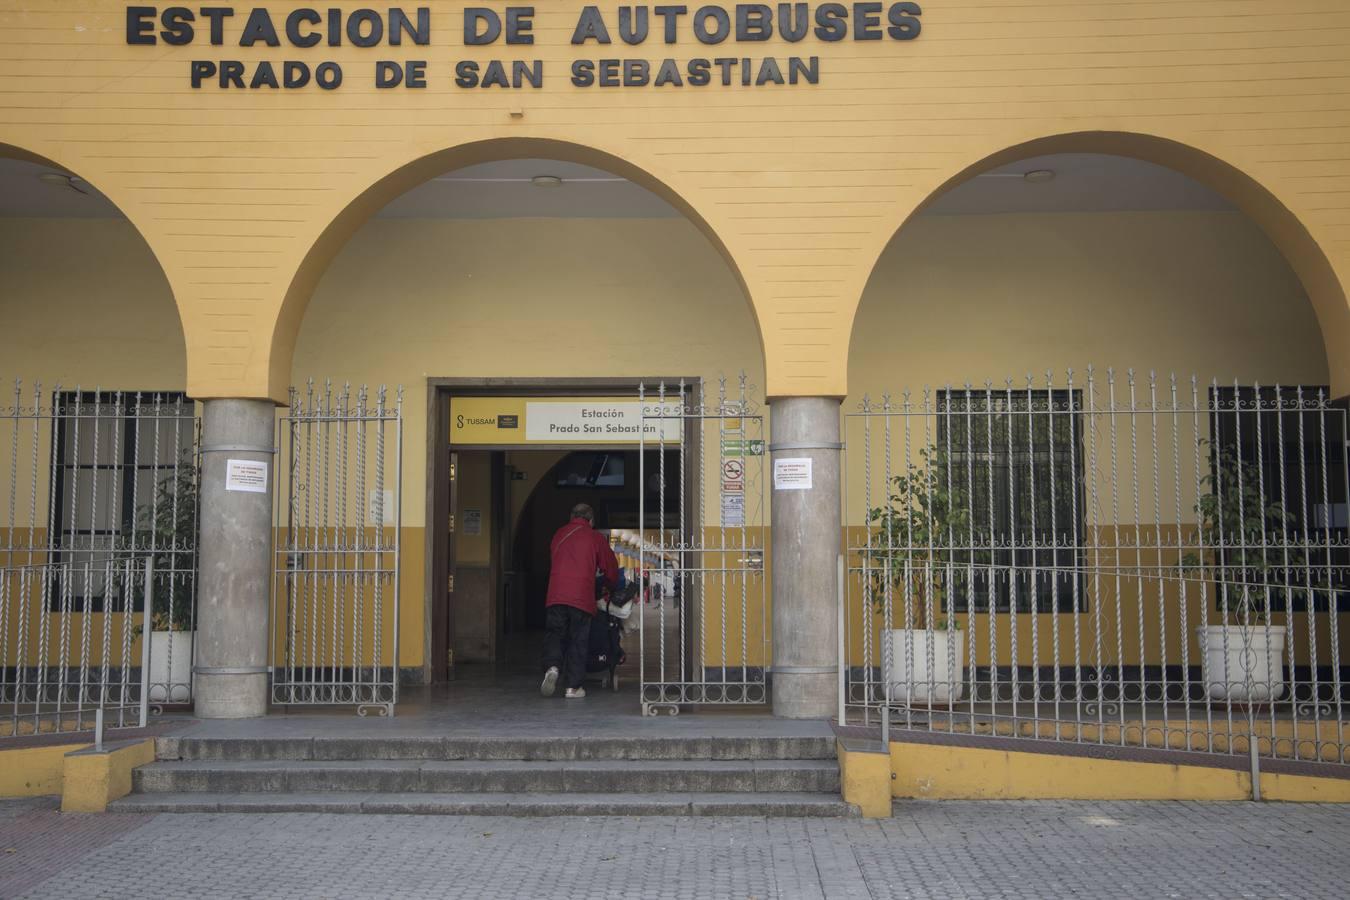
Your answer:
[843,368,1349,772]
[271,381,403,717]
[637,374,769,715]
[1,557,156,737]
[1,382,199,735]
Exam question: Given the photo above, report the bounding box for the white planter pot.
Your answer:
[148,630,195,704]
[885,629,966,705]
[1197,625,1287,702]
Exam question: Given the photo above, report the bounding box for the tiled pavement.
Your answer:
[4,798,1349,899]
[0,798,152,899]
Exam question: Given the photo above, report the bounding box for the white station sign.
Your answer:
[524,401,683,443]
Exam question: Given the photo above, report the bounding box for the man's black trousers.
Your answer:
[542,604,592,690]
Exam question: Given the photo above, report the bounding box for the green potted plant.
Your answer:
[1182,443,1298,703]
[124,458,199,703]
[862,446,977,705]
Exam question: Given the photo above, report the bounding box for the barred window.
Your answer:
[1208,385,1348,613]
[48,391,194,612]
[936,389,1086,613]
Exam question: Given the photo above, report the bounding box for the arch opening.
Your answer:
[270,137,765,403]
[841,135,1350,741]
[849,131,1350,398]
[288,146,763,682]
[0,145,195,690]
[0,144,187,390]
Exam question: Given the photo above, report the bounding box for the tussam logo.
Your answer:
[456,415,497,428]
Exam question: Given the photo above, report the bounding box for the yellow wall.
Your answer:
[289,214,767,672]
[849,211,1327,398]
[291,210,1327,532]
[0,218,189,587]
[837,740,893,817]
[889,738,1350,802]
[0,219,185,389]
[890,739,1253,801]
[268,525,423,669]
[843,583,1350,671]
[0,739,156,809]
[839,212,1336,673]
[61,738,156,813]
[694,526,772,667]
[0,743,84,796]
[293,217,767,526]
[844,210,1329,536]
[4,2,1350,399]
[6,210,1329,675]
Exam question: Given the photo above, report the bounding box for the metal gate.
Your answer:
[842,367,1349,780]
[271,382,403,716]
[636,374,768,715]
[2,382,199,738]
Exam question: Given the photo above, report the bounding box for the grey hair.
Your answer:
[570,502,595,523]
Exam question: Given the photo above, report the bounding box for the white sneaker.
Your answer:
[541,667,559,697]
[565,687,587,699]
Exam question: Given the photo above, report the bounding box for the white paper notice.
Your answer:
[721,492,745,527]
[772,457,813,491]
[225,459,268,493]
[463,507,482,536]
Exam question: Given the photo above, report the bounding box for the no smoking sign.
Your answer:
[722,458,744,493]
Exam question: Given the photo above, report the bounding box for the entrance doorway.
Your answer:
[426,380,692,688]
[448,447,680,675]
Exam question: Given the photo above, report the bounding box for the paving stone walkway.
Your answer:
[3,798,1348,899]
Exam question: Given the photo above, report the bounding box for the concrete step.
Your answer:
[159,735,837,763]
[134,758,841,795]
[110,791,858,817]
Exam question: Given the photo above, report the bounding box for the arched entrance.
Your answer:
[0,146,198,732]
[849,130,1350,397]
[283,147,768,703]
[0,145,186,388]
[840,138,1350,767]
[851,148,1329,393]
[266,137,765,403]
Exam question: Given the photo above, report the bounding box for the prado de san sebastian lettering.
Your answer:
[123,4,922,89]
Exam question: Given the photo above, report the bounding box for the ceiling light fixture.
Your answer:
[530,175,564,188]
[37,172,90,195]
[1022,169,1056,184]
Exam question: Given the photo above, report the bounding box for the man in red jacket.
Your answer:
[541,503,619,699]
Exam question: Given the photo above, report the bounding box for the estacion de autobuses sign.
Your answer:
[124,4,923,89]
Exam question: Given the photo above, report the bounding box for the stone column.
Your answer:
[769,397,842,719]
[193,399,275,718]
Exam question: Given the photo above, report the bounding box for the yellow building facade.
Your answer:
[4,2,1350,398]
[2,1,1348,731]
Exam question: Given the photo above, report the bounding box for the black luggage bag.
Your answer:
[586,580,638,691]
